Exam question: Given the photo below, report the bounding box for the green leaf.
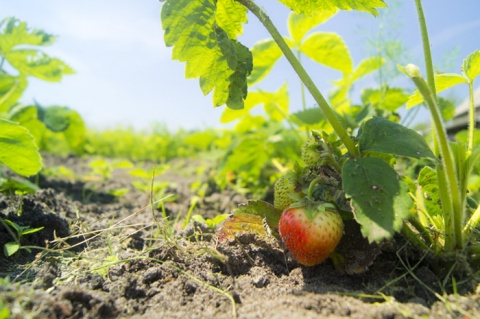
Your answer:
[0,176,39,194]
[352,57,385,81]
[438,97,456,121]
[215,0,248,40]
[222,138,269,177]
[21,226,44,235]
[220,84,289,123]
[416,166,442,219]
[0,74,27,113]
[291,107,324,125]
[63,110,86,152]
[248,39,283,85]
[342,157,412,242]
[0,118,42,176]
[161,0,252,109]
[0,17,55,53]
[288,9,337,45]
[225,42,253,109]
[361,87,409,112]
[277,0,387,16]
[407,73,468,108]
[358,117,435,159]
[462,50,480,82]
[301,32,353,74]
[9,105,46,145]
[37,105,72,132]
[4,242,20,257]
[5,50,74,82]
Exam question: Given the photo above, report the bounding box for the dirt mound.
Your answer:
[1,155,479,318]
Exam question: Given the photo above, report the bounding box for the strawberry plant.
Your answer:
[161,0,480,273]
[0,17,84,193]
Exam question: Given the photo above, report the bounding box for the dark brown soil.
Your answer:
[1,154,479,319]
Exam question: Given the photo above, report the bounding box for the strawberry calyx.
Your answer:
[288,196,337,221]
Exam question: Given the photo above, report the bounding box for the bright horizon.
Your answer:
[2,0,480,131]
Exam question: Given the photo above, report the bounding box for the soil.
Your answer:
[1,154,480,319]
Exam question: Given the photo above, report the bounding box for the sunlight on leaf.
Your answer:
[361,87,408,112]
[352,57,385,81]
[278,0,387,16]
[288,9,337,45]
[0,17,55,53]
[462,50,480,82]
[248,39,283,85]
[0,119,42,177]
[161,0,252,109]
[220,84,289,123]
[5,50,74,82]
[301,32,353,74]
[407,73,468,108]
[215,0,248,40]
[0,75,27,113]
[291,107,324,125]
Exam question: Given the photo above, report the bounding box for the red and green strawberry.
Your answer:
[278,204,344,266]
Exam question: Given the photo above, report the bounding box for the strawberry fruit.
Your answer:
[273,170,298,211]
[278,205,343,266]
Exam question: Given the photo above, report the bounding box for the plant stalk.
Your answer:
[235,0,359,158]
[413,0,465,249]
[468,82,475,153]
[414,0,436,97]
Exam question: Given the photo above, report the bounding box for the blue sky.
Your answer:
[1,0,480,131]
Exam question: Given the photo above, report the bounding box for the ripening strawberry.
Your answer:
[278,206,343,266]
[273,170,297,211]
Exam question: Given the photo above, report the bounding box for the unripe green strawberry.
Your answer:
[273,171,297,211]
[301,136,321,168]
[279,206,343,266]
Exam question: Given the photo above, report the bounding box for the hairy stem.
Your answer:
[236,0,359,158]
[414,0,436,97]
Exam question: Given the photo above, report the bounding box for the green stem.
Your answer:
[415,0,440,157]
[468,82,475,154]
[297,50,310,138]
[236,0,359,158]
[464,202,480,238]
[0,217,19,244]
[297,51,307,112]
[408,217,434,249]
[413,0,464,250]
[401,223,429,251]
[436,165,455,250]
[414,0,436,97]
[407,0,464,249]
[411,73,463,248]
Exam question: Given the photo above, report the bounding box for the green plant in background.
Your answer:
[0,17,84,193]
[161,0,480,276]
[191,213,230,230]
[0,218,44,256]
